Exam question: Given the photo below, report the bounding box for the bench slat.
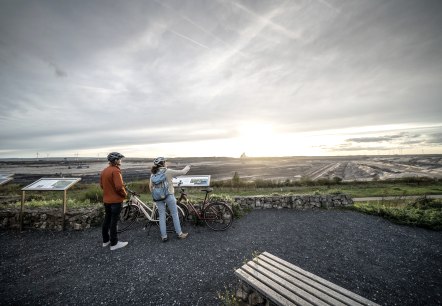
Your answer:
[245,261,332,306]
[248,259,348,306]
[257,255,363,306]
[261,252,380,306]
[235,268,302,306]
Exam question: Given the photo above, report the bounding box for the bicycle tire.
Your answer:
[177,202,190,221]
[117,202,140,233]
[153,205,185,233]
[203,202,233,231]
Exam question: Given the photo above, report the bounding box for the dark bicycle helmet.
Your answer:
[107,152,125,162]
[153,157,167,165]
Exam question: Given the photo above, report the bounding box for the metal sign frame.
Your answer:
[172,175,211,187]
[22,178,81,191]
[0,174,13,186]
[20,177,81,231]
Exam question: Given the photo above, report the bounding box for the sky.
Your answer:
[0,0,441,159]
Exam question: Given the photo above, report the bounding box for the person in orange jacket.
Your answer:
[100,152,128,251]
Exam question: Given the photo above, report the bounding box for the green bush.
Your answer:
[210,193,251,219]
[81,185,103,203]
[351,199,442,230]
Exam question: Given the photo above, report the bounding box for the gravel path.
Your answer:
[1,209,441,306]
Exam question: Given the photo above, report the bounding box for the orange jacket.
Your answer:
[100,164,127,204]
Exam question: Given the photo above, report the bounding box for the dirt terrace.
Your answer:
[0,155,441,185]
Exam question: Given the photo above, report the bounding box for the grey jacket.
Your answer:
[149,165,190,195]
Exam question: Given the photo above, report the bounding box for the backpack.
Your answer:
[151,169,170,201]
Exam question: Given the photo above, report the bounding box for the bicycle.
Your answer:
[118,186,185,234]
[176,183,233,231]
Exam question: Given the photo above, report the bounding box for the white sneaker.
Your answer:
[110,241,128,251]
[102,241,110,247]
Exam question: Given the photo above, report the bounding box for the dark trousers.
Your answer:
[102,203,122,246]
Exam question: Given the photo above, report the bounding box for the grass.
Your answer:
[216,286,240,306]
[209,182,442,198]
[2,179,441,205]
[347,196,442,230]
[2,179,441,229]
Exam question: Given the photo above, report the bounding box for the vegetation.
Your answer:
[210,175,442,197]
[347,196,442,230]
[216,285,240,306]
[1,174,441,229]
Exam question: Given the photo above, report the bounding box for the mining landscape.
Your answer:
[1,154,441,185]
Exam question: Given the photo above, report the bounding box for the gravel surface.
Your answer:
[1,209,441,306]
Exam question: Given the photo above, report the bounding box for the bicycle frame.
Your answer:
[127,192,159,222]
[177,187,214,220]
[124,186,185,226]
[175,184,234,231]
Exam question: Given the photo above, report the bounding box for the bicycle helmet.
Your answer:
[107,152,125,162]
[153,157,167,165]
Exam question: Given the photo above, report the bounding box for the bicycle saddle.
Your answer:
[201,188,213,193]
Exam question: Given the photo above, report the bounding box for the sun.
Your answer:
[236,122,275,156]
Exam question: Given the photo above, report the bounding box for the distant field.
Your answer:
[0,155,441,185]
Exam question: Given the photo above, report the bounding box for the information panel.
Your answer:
[172,175,211,187]
[22,178,81,191]
[0,174,13,186]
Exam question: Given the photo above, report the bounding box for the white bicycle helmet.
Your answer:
[107,152,125,162]
[153,157,167,165]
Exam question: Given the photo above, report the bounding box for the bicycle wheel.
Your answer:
[177,202,190,221]
[117,202,140,233]
[153,205,185,233]
[203,202,233,231]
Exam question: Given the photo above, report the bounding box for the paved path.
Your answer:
[1,209,441,305]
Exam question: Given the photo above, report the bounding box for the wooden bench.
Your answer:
[235,252,380,306]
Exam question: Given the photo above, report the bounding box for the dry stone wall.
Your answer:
[0,194,353,230]
[234,194,353,210]
[0,206,104,230]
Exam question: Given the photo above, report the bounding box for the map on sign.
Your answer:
[22,178,81,191]
[0,174,13,186]
[172,175,211,187]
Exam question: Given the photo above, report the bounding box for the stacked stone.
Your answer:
[234,194,353,210]
[236,281,273,306]
[0,194,354,230]
[0,206,104,230]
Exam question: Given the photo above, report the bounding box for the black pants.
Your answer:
[102,203,122,246]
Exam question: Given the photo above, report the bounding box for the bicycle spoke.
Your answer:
[203,202,233,231]
[117,203,140,233]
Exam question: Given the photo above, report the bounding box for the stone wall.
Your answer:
[234,194,353,210]
[0,206,104,231]
[0,194,353,231]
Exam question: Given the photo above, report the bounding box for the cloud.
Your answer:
[48,61,67,78]
[0,0,441,157]
[346,136,401,143]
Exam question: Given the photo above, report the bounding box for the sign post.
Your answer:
[21,178,81,231]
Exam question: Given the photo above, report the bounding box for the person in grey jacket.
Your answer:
[149,157,190,242]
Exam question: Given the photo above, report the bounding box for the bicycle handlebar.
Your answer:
[124,185,139,196]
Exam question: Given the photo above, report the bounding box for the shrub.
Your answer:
[351,199,442,230]
[82,185,103,203]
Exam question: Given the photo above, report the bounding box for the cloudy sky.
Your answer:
[0,0,441,158]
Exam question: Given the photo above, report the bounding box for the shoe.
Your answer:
[162,237,168,242]
[102,241,110,247]
[177,232,188,239]
[110,241,128,251]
